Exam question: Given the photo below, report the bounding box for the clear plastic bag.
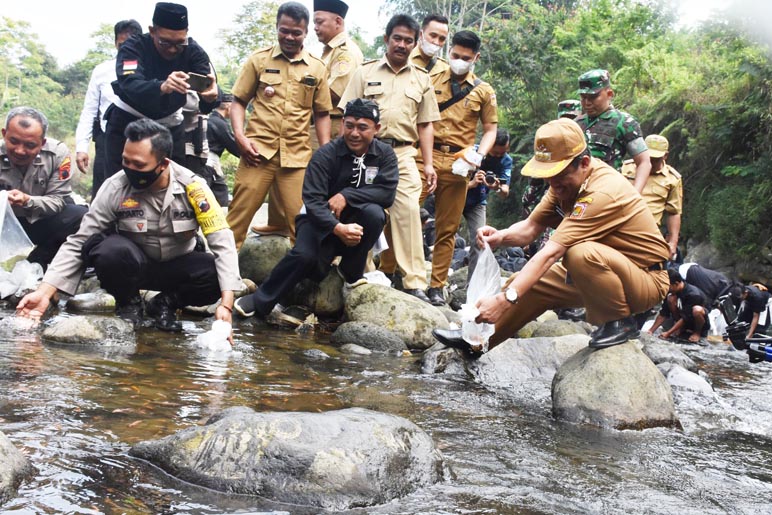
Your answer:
[195,319,232,352]
[0,190,33,270]
[461,242,501,352]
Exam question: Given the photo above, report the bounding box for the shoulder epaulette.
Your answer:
[362,58,378,65]
[666,164,681,179]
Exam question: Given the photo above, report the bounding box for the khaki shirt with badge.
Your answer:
[338,57,440,143]
[431,69,498,148]
[621,159,683,225]
[530,158,670,268]
[231,44,333,168]
[322,32,364,116]
[0,138,73,224]
[43,162,242,296]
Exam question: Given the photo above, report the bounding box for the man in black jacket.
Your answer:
[104,2,219,182]
[648,268,710,342]
[234,99,398,317]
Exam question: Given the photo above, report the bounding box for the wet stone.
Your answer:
[639,332,699,372]
[340,343,372,355]
[0,430,35,506]
[238,235,291,284]
[129,407,445,510]
[330,322,407,353]
[42,315,135,347]
[65,291,115,314]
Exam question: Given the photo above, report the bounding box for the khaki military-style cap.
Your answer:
[645,134,669,158]
[522,118,587,178]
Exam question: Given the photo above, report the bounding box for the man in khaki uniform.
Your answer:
[621,134,682,260]
[419,30,498,305]
[433,118,670,354]
[253,0,363,238]
[227,1,332,248]
[339,14,440,302]
[409,14,449,76]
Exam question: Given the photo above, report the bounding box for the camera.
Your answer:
[717,293,772,363]
[484,171,497,187]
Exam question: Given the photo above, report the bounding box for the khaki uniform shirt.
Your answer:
[622,159,683,224]
[339,57,440,143]
[409,47,449,79]
[322,32,364,117]
[530,158,670,268]
[44,162,241,296]
[432,70,498,147]
[231,44,332,168]
[0,138,73,224]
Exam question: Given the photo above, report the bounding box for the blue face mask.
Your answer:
[124,162,163,189]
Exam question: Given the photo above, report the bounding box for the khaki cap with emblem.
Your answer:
[644,134,669,158]
[521,118,587,178]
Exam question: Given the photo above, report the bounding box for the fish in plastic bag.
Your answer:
[461,242,502,353]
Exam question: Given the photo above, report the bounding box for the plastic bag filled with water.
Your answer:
[0,190,33,271]
[461,242,501,352]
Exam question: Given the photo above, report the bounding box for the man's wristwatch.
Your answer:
[504,287,518,304]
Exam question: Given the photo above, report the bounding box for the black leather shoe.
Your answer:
[404,288,431,303]
[431,328,483,358]
[384,272,403,291]
[146,292,182,332]
[589,316,639,349]
[426,287,445,306]
[115,296,143,328]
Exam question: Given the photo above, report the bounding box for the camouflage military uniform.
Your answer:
[574,107,647,170]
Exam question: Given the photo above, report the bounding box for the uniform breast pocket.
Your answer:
[403,87,422,115]
[588,132,615,156]
[649,183,668,200]
[258,73,283,102]
[295,78,316,108]
[172,219,199,240]
[363,84,384,100]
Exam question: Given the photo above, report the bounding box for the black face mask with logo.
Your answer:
[124,162,163,190]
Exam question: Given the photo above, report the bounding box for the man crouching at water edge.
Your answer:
[17,119,242,337]
[432,118,671,354]
[234,98,398,318]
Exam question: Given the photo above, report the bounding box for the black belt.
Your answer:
[433,142,463,153]
[330,114,343,119]
[647,261,667,271]
[379,138,414,148]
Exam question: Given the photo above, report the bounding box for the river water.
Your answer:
[1,309,772,514]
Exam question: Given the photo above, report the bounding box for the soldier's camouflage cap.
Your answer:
[557,99,582,119]
[578,69,611,94]
[644,134,669,158]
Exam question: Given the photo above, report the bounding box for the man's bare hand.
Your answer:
[7,189,29,206]
[328,193,347,218]
[334,223,363,247]
[199,73,218,102]
[474,293,509,325]
[160,71,190,95]
[476,225,501,250]
[76,152,90,174]
[16,288,54,320]
[236,136,262,167]
[423,164,437,194]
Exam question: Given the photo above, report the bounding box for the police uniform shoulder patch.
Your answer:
[185,180,228,236]
[332,55,352,75]
[58,156,71,180]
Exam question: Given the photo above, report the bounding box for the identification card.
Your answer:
[365,166,379,184]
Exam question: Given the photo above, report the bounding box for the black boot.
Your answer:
[115,295,143,328]
[589,316,639,349]
[426,287,445,306]
[146,292,182,332]
[404,288,431,303]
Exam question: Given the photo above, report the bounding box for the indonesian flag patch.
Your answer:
[122,60,138,75]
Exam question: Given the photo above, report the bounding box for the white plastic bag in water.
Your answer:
[195,319,232,352]
[0,191,33,269]
[0,260,43,299]
[461,242,502,352]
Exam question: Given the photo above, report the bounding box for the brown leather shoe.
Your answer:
[250,224,290,237]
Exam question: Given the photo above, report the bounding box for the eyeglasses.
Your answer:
[156,37,189,51]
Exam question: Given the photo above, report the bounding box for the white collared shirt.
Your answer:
[75,58,118,153]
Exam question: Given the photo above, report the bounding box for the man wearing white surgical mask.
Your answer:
[419,29,498,307]
[409,14,449,76]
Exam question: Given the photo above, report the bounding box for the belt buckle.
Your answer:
[440,145,451,153]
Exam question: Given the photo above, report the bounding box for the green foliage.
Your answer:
[217,0,280,86]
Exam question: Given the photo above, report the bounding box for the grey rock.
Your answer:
[551,342,679,430]
[421,342,470,376]
[303,349,330,360]
[685,240,734,270]
[42,315,135,347]
[238,235,291,284]
[531,319,591,338]
[75,275,102,295]
[0,431,35,506]
[639,333,699,372]
[437,306,462,326]
[65,291,115,313]
[447,266,469,290]
[283,268,344,317]
[657,363,714,396]
[129,407,444,510]
[340,343,372,355]
[331,322,407,353]
[344,284,449,350]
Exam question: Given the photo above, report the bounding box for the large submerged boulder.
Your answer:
[344,284,449,350]
[42,315,135,347]
[331,321,407,353]
[551,342,679,430]
[129,407,445,510]
[238,235,291,284]
[0,431,35,506]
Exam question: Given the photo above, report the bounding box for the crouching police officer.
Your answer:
[17,119,241,332]
[1,107,88,268]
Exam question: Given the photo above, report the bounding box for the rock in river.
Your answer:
[551,341,680,430]
[0,430,35,506]
[238,235,291,284]
[129,407,445,511]
[331,321,407,353]
[42,315,135,347]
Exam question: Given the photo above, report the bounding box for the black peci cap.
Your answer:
[153,2,189,30]
[313,0,349,18]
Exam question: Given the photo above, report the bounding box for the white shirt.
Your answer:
[75,59,118,154]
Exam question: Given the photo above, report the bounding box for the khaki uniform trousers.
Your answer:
[263,118,343,230]
[419,149,467,287]
[490,241,669,346]
[226,153,304,249]
[377,145,427,289]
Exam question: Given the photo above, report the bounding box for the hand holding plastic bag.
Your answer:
[460,242,502,353]
[451,147,483,177]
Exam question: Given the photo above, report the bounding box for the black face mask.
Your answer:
[124,162,163,190]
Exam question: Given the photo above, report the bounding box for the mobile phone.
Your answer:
[186,72,212,92]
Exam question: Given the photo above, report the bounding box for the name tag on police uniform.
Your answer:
[365,166,379,184]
